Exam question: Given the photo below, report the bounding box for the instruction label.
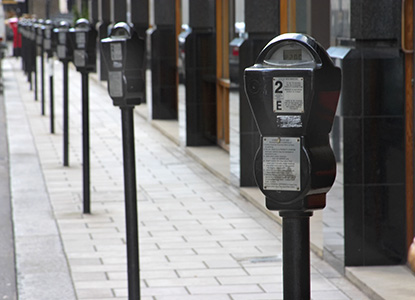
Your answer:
[263,137,301,191]
[110,43,123,61]
[74,50,86,67]
[273,77,304,113]
[109,71,123,98]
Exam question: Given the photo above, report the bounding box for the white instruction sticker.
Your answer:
[263,137,301,191]
[74,50,86,67]
[109,71,123,98]
[110,43,123,61]
[273,77,304,113]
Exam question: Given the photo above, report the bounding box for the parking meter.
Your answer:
[100,22,145,107]
[54,21,73,62]
[35,19,44,48]
[100,22,146,299]
[244,33,341,212]
[43,19,54,58]
[69,18,97,73]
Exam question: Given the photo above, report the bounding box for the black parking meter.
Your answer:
[244,33,341,212]
[69,18,97,73]
[69,18,98,214]
[18,19,34,86]
[35,19,44,48]
[54,21,73,62]
[35,19,46,115]
[42,19,55,133]
[244,33,341,300]
[100,22,145,300]
[69,18,97,213]
[100,22,145,107]
[43,20,54,58]
[54,20,73,167]
[29,19,39,101]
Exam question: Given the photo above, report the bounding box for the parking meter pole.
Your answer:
[34,53,38,101]
[63,61,69,166]
[49,58,55,133]
[121,107,141,300]
[41,51,45,115]
[280,211,312,300]
[82,72,90,214]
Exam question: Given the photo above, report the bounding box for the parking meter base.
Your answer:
[113,99,142,108]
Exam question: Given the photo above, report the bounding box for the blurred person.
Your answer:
[8,15,21,57]
[409,237,415,273]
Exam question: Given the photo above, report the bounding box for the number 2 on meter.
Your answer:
[275,80,283,94]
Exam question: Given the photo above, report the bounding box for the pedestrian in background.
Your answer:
[409,238,415,273]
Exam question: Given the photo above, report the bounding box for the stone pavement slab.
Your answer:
[4,56,372,299]
[0,65,17,300]
[4,58,76,300]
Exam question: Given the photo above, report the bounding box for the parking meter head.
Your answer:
[100,22,145,107]
[244,33,341,212]
[43,19,54,55]
[28,19,36,41]
[35,19,44,46]
[69,18,97,72]
[54,20,73,61]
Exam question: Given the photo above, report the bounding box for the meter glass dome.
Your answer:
[264,42,320,67]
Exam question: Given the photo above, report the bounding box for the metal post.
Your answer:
[49,58,54,133]
[41,49,45,115]
[82,72,90,214]
[280,211,312,300]
[120,106,140,300]
[34,45,38,101]
[63,61,69,166]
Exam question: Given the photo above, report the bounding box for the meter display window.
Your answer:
[283,49,302,60]
[264,42,320,67]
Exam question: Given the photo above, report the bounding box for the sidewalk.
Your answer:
[0,55,402,299]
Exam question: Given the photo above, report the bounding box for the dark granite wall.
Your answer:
[151,0,177,119]
[97,0,111,81]
[329,0,406,266]
[184,0,217,146]
[189,0,215,29]
[350,0,400,40]
[113,0,127,23]
[131,0,149,28]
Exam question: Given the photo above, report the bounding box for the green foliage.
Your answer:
[72,1,89,24]
[81,1,89,19]
[72,4,80,24]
